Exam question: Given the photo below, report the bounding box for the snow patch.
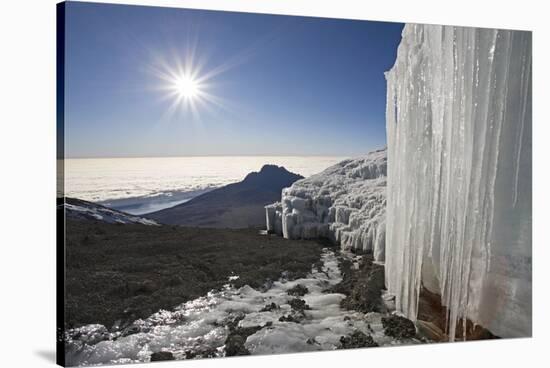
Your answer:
[63,200,159,226]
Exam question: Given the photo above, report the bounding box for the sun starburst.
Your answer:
[149,51,224,122]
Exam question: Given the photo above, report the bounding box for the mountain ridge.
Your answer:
[145,164,303,228]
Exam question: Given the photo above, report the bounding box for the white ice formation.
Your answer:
[266,149,387,261]
[385,24,532,339]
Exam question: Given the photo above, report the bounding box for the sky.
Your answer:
[63,2,404,158]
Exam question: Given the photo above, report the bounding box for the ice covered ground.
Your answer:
[61,198,159,226]
[385,24,532,339]
[266,149,387,261]
[65,249,420,365]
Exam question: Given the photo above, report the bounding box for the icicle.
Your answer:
[385,24,531,339]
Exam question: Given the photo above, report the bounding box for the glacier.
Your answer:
[385,24,532,339]
[266,149,387,261]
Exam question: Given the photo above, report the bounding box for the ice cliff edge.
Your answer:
[266,148,387,262]
[385,24,532,339]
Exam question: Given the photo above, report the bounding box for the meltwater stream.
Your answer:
[65,250,420,366]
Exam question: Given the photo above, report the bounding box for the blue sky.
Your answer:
[64,2,403,158]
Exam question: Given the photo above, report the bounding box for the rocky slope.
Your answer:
[146,165,303,228]
[62,197,158,225]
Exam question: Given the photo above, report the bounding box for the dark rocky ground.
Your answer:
[339,331,379,349]
[331,252,385,314]
[63,216,414,356]
[65,215,490,356]
[64,218,328,330]
[331,250,420,347]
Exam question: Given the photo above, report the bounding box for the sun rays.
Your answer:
[149,52,215,122]
[147,22,285,124]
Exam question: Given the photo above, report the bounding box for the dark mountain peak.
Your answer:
[260,164,286,173]
[246,164,296,177]
[242,165,303,189]
[145,164,304,228]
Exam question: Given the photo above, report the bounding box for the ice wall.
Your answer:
[266,149,387,261]
[385,24,532,339]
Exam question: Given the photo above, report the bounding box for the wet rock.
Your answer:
[259,279,274,292]
[318,280,331,291]
[116,318,154,339]
[120,325,140,337]
[185,347,218,359]
[150,351,174,361]
[279,298,311,323]
[366,323,374,333]
[339,330,378,349]
[111,319,124,332]
[382,315,416,339]
[417,286,498,341]
[455,318,499,340]
[185,351,196,359]
[225,334,250,356]
[225,314,245,331]
[306,337,319,345]
[279,314,303,323]
[224,317,263,357]
[260,302,280,312]
[288,298,310,312]
[415,320,445,342]
[287,284,309,297]
[314,258,325,273]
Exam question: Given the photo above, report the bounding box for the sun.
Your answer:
[151,52,228,119]
[173,74,200,99]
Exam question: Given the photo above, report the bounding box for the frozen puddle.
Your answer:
[65,249,419,366]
